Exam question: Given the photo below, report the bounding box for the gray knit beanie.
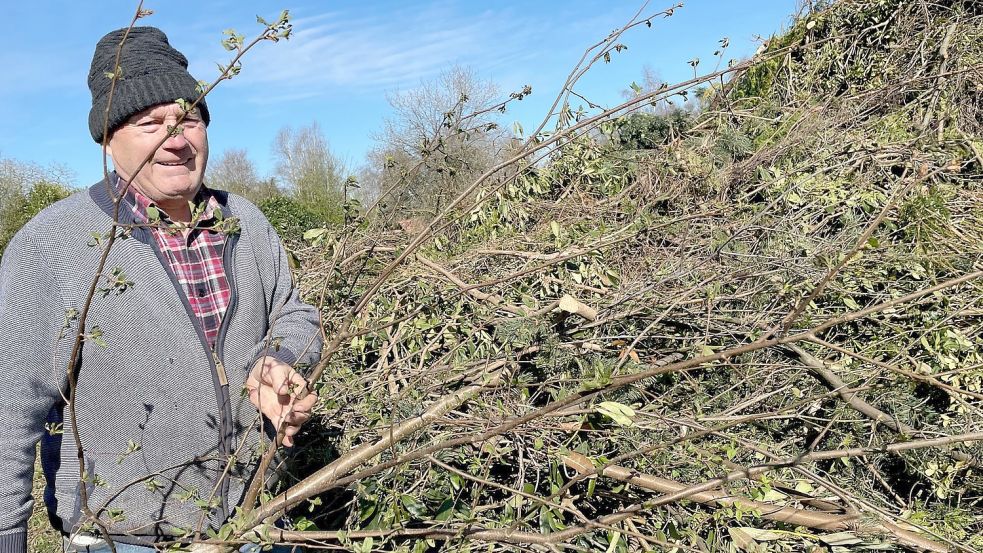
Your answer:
[87,26,210,144]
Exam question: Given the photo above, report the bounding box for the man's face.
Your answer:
[106,102,208,210]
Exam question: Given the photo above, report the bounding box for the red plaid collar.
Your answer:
[115,174,223,229]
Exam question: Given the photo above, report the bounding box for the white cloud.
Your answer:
[192,3,545,103]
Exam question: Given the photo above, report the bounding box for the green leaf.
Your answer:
[399,494,427,518]
[605,531,621,553]
[88,326,107,348]
[354,537,373,553]
[759,488,787,502]
[358,500,377,523]
[596,401,635,426]
[549,220,562,239]
[434,499,455,521]
[794,480,815,493]
[286,250,301,271]
[294,516,316,531]
[728,527,755,550]
[729,527,783,549]
[303,228,329,242]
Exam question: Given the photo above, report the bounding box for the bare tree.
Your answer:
[369,65,509,217]
[207,148,279,203]
[273,122,345,217]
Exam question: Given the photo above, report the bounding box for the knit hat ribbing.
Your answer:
[87,26,210,144]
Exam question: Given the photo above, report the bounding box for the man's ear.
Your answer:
[103,134,120,175]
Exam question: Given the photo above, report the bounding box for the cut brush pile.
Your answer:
[270,1,983,551]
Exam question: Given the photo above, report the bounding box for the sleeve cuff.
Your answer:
[253,342,320,377]
[0,528,27,553]
[253,347,298,369]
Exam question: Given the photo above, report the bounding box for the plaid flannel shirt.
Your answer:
[120,177,231,347]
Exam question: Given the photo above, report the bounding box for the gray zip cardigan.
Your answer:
[0,176,323,552]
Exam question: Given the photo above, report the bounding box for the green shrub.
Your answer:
[258,195,339,242]
[613,109,694,150]
[0,181,72,261]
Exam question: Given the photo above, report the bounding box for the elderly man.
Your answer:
[0,27,322,552]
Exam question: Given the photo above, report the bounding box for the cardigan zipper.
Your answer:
[212,231,239,518]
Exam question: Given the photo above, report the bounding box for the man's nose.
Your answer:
[162,125,190,148]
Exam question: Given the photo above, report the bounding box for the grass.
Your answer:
[28,450,60,553]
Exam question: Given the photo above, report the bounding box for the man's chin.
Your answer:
[134,181,201,206]
[158,177,203,198]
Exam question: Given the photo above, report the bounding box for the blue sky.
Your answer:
[0,1,798,186]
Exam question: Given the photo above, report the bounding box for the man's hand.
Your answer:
[245,357,316,447]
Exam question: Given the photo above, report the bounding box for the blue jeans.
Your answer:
[63,536,298,552]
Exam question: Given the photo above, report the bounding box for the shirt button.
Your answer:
[197,287,207,297]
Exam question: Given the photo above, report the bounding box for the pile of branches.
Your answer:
[254,1,983,551]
